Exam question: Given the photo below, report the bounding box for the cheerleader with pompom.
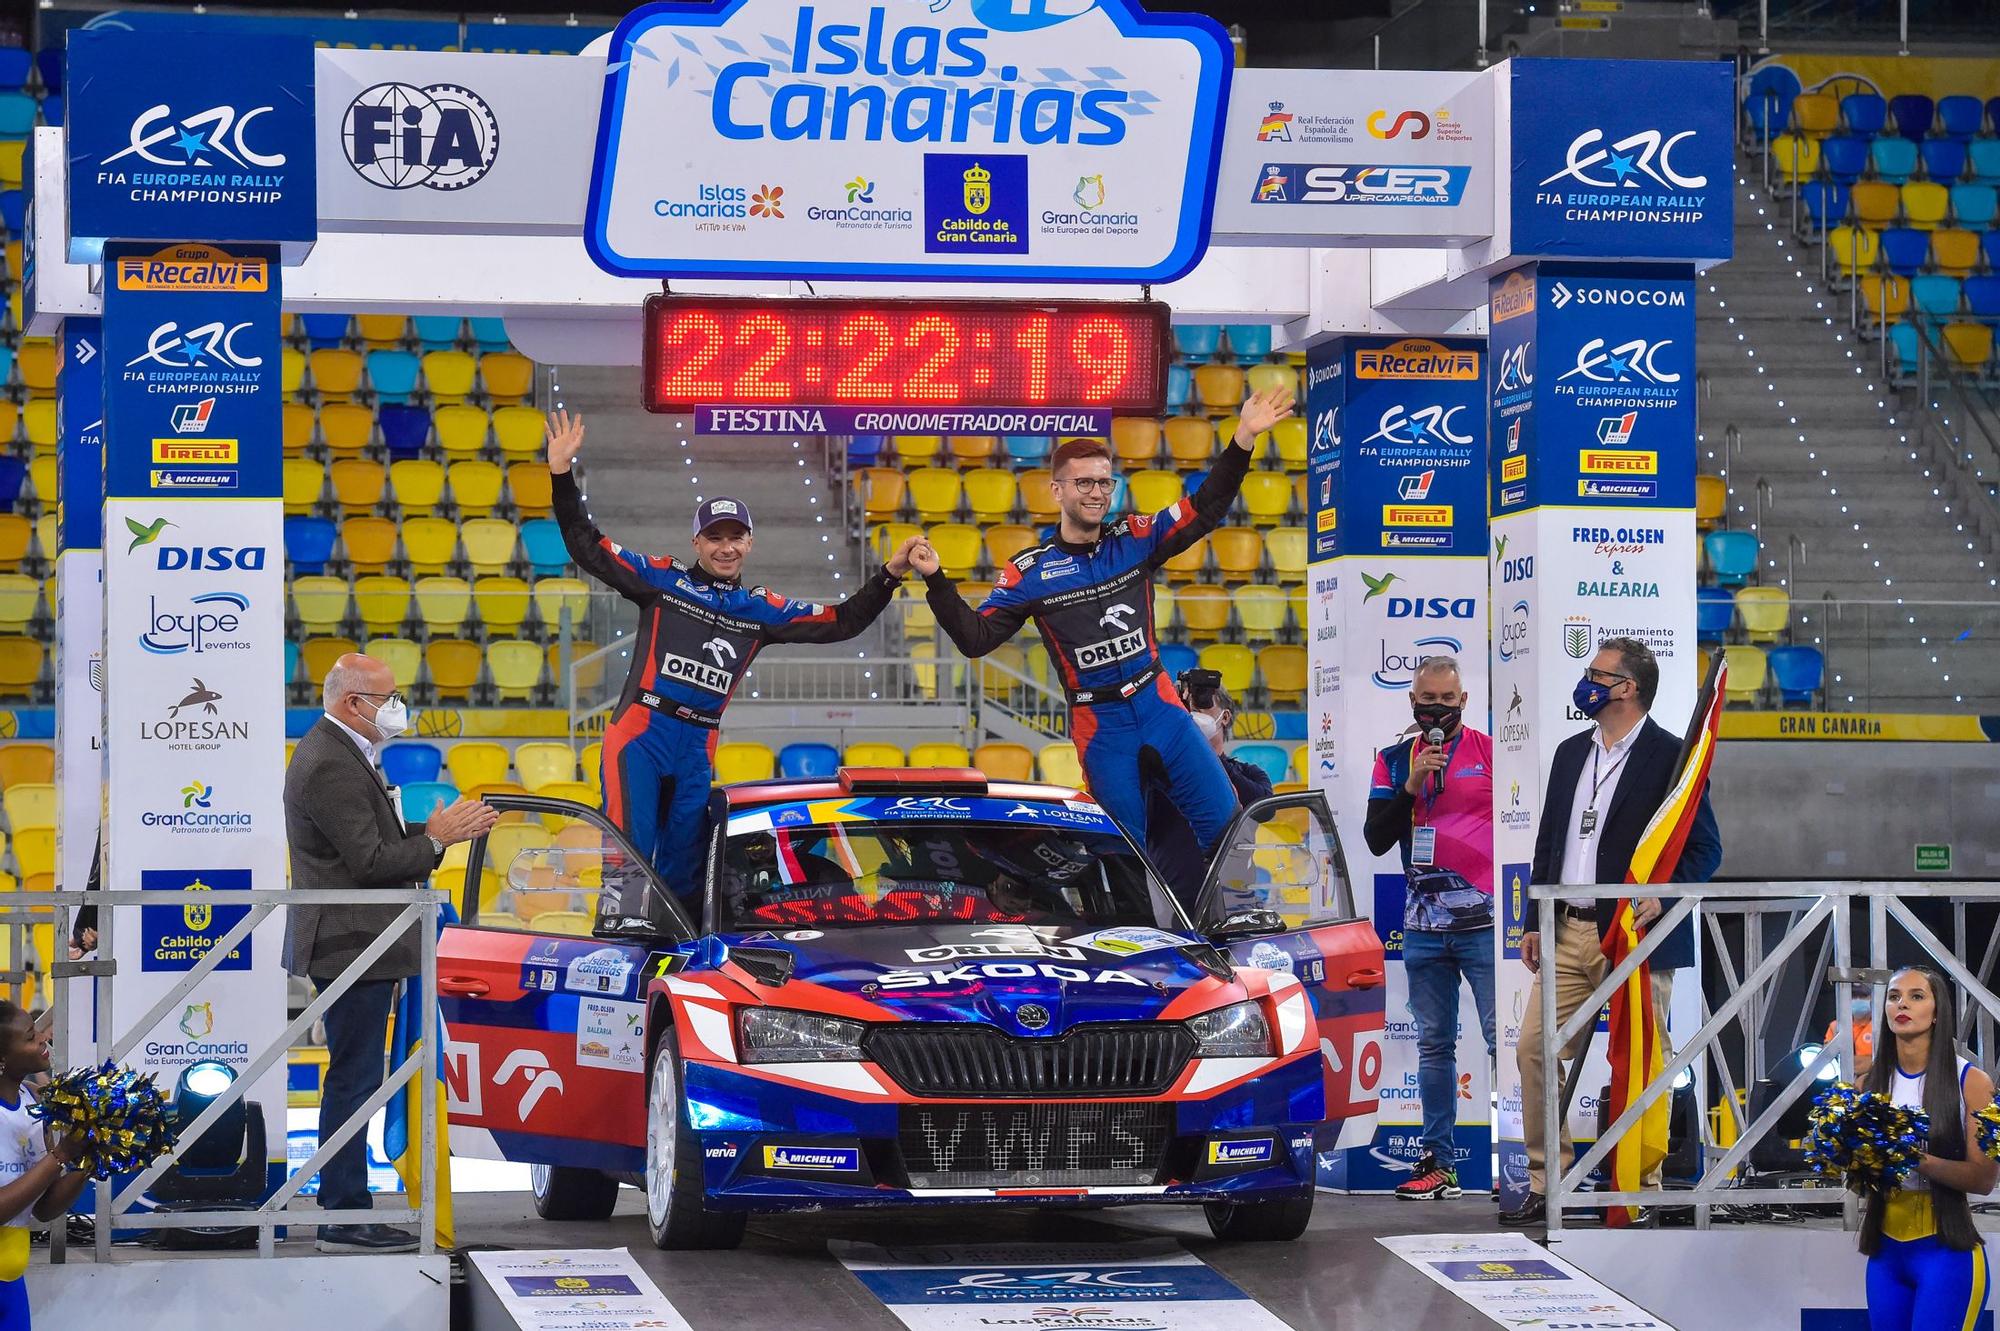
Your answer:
[1861,967,1999,1331]
[0,1000,90,1330]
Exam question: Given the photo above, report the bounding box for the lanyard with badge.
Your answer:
[1404,733,1490,932]
[1579,738,1629,838]
[1408,731,1460,868]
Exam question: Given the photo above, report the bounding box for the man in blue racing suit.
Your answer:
[547,410,915,895]
[910,387,1295,859]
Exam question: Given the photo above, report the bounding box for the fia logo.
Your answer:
[1558,337,1680,385]
[103,104,287,170]
[1362,403,1473,449]
[342,82,499,192]
[126,321,265,371]
[1539,127,1708,192]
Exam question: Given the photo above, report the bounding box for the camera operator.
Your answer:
[1141,669,1273,910]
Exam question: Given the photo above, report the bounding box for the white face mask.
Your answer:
[1190,710,1224,742]
[367,696,409,741]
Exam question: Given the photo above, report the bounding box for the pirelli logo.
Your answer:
[1501,454,1528,483]
[1578,450,1658,474]
[1315,509,1336,532]
[152,439,240,464]
[659,651,734,695]
[1074,629,1146,671]
[1382,505,1453,527]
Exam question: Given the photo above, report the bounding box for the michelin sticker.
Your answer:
[565,946,637,997]
[1076,926,1187,957]
[577,997,645,1073]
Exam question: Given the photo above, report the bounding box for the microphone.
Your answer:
[1425,727,1446,800]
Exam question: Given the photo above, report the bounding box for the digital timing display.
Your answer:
[642,296,1170,415]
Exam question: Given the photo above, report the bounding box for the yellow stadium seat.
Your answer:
[1163,415,1214,469]
[357,314,408,347]
[486,822,553,875]
[1696,475,1728,529]
[1018,469,1060,521]
[389,459,447,514]
[529,910,595,937]
[928,524,982,580]
[714,742,776,784]
[537,780,598,811]
[21,401,56,451]
[341,516,399,574]
[1176,583,1231,639]
[367,637,423,693]
[460,518,518,577]
[1,783,55,831]
[423,350,478,403]
[1735,586,1791,644]
[292,576,351,634]
[1859,274,1910,323]
[0,745,53,791]
[0,519,26,575]
[449,460,505,517]
[1236,584,1289,637]
[24,458,53,505]
[1944,321,1995,370]
[444,741,509,790]
[1152,583,1176,630]
[1291,744,1307,783]
[1288,583,1306,627]
[1267,527,1307,580]
[479,351,535,404]
[532,577,590,631]
[907,468,962,523]
[1110,417,1162,465]
[301,636,358,691]
[319,401,375,458]
[947,435,998,467]
[400,516,458,576]
[1827,226,1879,277]
[1246,362,1296,398]
[513,743,577,793]
[1849,181,1900,228]
[1192,363,1245,411]
[1791,92,1839,138]
[1933,229,1981,279]
[1037,741,1084,788]
[329,458,386,517]
[426,639,484,701]
[859,467,907,522]
[0,402,15,446]
[1159,536,1208,583]
[1769,135,1819,184]
[1239,471,1293,526]
[16,342,57,398]
[897,587,937,647]
[491,406,544,461]
[893,435,943,466]
[1723,644,1768,705]
[1259,644,1308,701]
[962,469,1018,525]
[0,141,19,189]
[282,401,315,456]
[986,524,1035,570]
[872,521,922,567]
[1901,181,1949,231]
[1199,642,1255,695]
[909,742,972,768]
[434,404,490,459]
[309,348,365,401]
[1271,417,1309,471]
[415,576,473,634]
[13,829,54,879]
[353,576,413,638]
[580,741,604,793]
[1127,469,1183,516]
[843,742,904,768]
[970,741,1033,782]
[487,640,546,701]
[1210,526,1264,581]
[476,576,532,634]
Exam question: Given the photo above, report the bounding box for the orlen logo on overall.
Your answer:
[659,651,732,694]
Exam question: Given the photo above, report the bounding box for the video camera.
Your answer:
[1175,667,1223,712]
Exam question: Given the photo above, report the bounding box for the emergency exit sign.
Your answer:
[1915,844,1952,873]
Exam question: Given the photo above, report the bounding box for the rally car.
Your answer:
[435,767,1385,1248]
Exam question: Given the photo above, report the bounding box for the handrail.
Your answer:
[1787,533,1807,590]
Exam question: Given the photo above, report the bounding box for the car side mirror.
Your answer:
[1210,908,1287,941]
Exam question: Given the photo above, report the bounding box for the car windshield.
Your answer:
[717,815,1178,934]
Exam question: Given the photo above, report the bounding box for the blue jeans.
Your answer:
[316,977,400,1214]
[1403,926,1498,1165]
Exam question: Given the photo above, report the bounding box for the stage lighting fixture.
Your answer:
[175,1060,246,1172]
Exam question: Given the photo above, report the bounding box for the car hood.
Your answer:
[721,923,1229,1032]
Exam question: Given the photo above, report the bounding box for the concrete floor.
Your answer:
[450,1188,1506,1330]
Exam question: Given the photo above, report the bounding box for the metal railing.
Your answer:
[1535,879,2000,1235]
[32,885,445,1260]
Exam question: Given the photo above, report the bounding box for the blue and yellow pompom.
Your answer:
[1974,1102,2000,1162]
[29,1062,175,1180]
[1805,1083,1929,1190]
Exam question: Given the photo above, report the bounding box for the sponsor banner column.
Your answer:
[56,319,104,1061]
[1486,263,1699,1210]
[1307,335,1491,1192]
[101,243,287,1167]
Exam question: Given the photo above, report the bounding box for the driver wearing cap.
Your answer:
[547,410,919,895]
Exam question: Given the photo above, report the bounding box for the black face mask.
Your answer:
[1412,703,1462,736]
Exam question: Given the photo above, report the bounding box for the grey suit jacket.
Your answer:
[283,716,439,981]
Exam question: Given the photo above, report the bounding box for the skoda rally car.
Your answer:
[435,768,1385,1248]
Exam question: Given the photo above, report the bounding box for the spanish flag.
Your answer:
[1600,650,1726,1227]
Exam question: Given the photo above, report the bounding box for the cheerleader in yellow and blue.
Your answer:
[1861,967,1999,1331]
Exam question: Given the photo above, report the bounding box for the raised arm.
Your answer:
[914,542,1028,659]
[547,409,676,604]
[1141,387,1295,569]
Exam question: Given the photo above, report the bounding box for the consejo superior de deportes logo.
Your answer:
[342,82,499,191]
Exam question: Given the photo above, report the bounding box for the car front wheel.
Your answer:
[644,1032,746,1250]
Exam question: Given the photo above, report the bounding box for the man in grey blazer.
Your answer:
[285,653,496,1251]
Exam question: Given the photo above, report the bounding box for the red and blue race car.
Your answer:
[436,767,1385,1248]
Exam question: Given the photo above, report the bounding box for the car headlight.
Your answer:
[736,1008,866,1063]
[1187,1000,1274,1058]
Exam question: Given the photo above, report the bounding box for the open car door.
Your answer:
[1192,792,1386,1157]
[435,795,694,1173]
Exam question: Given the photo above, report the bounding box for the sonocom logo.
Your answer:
[1550,281,1687,309]
[1538,127,1707,191]
[125,321,265,371]
[659,650,733,694]
[103,104,287,169]
[1558,337,1680,385]
[1362,403,1474,449]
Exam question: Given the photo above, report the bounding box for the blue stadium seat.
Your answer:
[33,49,59,94]
[412,316,463,350]
[1880,228,1930,277]
[1159,641,1200,679]
[1696,587,1735,642]
[1910,275,1963,318]
[1964,275,2000,324]
[381,743,444,787]
[1968,140,2000,187]
[378,403,431,459]
[1185,468,1209,496]
[1767,646,1824,707]
[283,638,301,688]
[0,458,23,513]
[1174,325,1222,359]
[1820,136,1868,186]
[1271,710,1306,741]
[1225,325,1273,360]
[38,95,60,128]
[1840,92,1886,137]
[846,435,886,467]
[1167,363,1191,408]
[520,519,569,577]
[0,93,35,140]
[778,742,839,779]
[300,314,350,350]
[1989,97,2000,138]
[0,189,19,236]
[1002,435,1051,464]
[1703,530,1759,588]
[1889,94,1934,142]
[1985,231,2000,274]
[1888,321,1921,377]
[1108,474,1130,515]
[1870,135,1918,185]
[1936,95,1984,142]
[367,349,421,404]
[1800,181,1848,232]
[400,781,459,824]
[1921,138,1967,184]
[283,517,338,576]
[1230,742,1291,786]
[0,50,28,92]
[469,318,510,351]
[1950,184,1997,230]
[1743,67,1795,141]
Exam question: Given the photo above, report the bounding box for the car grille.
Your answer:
[865,1023,1194,1098]
[899,1103,1172,1189]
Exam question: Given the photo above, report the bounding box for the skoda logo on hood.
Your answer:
[1015,1003,1051,1031]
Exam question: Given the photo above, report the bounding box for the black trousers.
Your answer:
[315,977,400,1213]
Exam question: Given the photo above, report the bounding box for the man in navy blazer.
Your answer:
[1499,637,1722,1227]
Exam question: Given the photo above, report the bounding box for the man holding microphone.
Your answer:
[1363,655,1496,1202]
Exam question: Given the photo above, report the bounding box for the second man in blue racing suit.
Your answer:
[910,387,1295,861]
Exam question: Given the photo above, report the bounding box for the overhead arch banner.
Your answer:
[583,0,1232,282]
